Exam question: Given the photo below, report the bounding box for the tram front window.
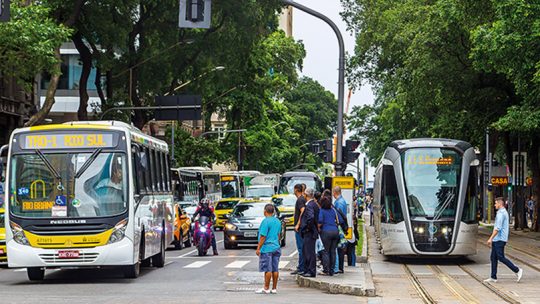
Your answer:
[9,152,128,218]
[402,148,462,220]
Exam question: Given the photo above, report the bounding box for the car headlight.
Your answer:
[225,223,238,231]
[108,219,128,244]
[199,227,207,233]
[10,221,29,246]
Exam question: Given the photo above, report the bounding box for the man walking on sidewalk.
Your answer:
[484,197,523,283]
[291,184,306,275]
[300,188,319,277]
[255,204,282,294]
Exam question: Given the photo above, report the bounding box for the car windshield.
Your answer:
[9,152,128,218]
[246,187,274,198]
[279,177,318,194]
[231,204,266,218]
[402,148,462,219]
[272,196,296,207]
[216,200,239,210]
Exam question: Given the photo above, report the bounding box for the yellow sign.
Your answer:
[221,176,235,182]
[332,176,355,189]
[22,133,115,149]
[491,176,509,186]
[526,177,533,186]
[407,155,454,165]
[22,201,54,211]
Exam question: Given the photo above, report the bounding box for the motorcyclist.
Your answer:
[192,198,218,255]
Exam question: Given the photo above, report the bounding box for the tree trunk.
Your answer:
[73,32,92,121]
[24,48,61,127]
[531,137,540,231]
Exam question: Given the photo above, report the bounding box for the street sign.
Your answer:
[491,176,509,186]
[154,95,202,121]
[179,0,211,29]
[0,0,10,22]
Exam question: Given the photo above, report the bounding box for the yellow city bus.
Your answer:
[2,121,174,280]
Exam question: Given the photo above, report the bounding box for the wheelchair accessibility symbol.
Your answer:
[55,195,67,206]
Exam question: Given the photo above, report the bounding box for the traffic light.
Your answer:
[343,140,361,164]
[312,139,333,163]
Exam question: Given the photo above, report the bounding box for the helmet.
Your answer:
[200,198,210,209]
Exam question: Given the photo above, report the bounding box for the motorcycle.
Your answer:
[193,216,213,256]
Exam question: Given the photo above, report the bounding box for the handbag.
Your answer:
[334,209,348,249]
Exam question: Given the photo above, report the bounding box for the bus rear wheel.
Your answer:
[152,232,166,268]
[27,267,44,281]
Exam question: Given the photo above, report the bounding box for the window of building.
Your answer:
[41,54,104,91]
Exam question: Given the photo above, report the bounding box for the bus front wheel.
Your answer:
[27,267,45,281]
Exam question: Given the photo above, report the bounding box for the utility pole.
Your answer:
[281,0,346,175]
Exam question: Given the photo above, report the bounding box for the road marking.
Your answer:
[225,260,250,269]
[164,261,175,266]
[183,261,211,268]
[14,268,26,272]
[279,261,289,269]
[287,250,298,258]
[175,240,224,258]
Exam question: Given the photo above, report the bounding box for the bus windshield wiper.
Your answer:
[35,149,64,191]
[75,148,102,179]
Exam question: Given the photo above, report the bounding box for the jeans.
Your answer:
[347,242,356,266]
[320,230,339,275]
[295,231,305,272]
[490,241,519,279]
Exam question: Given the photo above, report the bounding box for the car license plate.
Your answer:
[244,231,258,237]
[58,250,80,259]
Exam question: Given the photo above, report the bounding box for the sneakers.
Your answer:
[483,278,497,283]
[270,289,278,294]
[255,288,270,294]
[516,268,523,283]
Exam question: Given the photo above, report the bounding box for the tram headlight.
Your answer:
[10,221,29,246]
[108,219,128,244]
[417,227,425,234]
[442,227,448,234]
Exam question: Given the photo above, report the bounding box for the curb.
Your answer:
[358,220,368,263]
[296,274,370,296]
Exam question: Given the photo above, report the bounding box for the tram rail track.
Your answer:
[477,240,540,273]
[403,264,437,304]
[458,265,521,304]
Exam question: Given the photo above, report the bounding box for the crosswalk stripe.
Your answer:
[183,261,212,268]
[279,261,289,269]
[225,260,250,269]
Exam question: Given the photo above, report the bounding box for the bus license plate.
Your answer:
[244,231,258,237]
[58,250,80,259]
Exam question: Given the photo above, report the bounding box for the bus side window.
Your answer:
[143,147,152,193]
[149,148,157,192]
[164,154,171,192]
[155,150,163,192]
[132,145,145,195]
[159,152,166,192]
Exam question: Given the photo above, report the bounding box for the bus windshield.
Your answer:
[9,152,128,218]
[278,177,319,194]
[402,148,462,219]
[221,176,240,198]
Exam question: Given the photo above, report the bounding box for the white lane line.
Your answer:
[287,250,298,258]
[225,260,250,269]
[175,240,224,258]
[279,261,289,269]
[183,261,212,268]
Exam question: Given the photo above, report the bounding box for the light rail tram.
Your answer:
[373,138,479,256]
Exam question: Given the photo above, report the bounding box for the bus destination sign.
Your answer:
[20,133,115,149]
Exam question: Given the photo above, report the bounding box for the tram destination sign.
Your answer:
[19,132,116,150]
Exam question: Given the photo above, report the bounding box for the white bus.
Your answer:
[2,121,174,280]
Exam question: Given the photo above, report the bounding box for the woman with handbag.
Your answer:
[317,195,345,276]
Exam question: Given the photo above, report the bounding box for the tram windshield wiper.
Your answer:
[433,192,455,221]
[35,149,64,191]
[75,148,102,179]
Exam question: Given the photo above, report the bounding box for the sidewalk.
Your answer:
[294,220,376,297]
[480,221,540,240]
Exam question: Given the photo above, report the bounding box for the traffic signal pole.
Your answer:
[281,0,346,176]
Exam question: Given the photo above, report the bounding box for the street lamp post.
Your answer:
[281,0,346,176]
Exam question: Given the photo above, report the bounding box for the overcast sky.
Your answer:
[292,1,375,182]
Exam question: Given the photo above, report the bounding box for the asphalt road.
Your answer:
[0,230,366,304]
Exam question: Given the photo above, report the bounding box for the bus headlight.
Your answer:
[108,219,128,244]
[225,223,238,231]
[10,221,29,246]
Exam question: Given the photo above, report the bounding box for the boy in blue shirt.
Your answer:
[256,204,282,294]
[484,197,523,283]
